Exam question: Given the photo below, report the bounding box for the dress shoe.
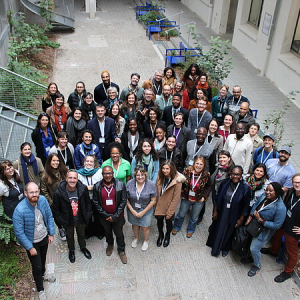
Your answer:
[172,229,178,235]
[106,244,114,256]
[163,234,170,247]
[69,250,75,263]
[157,233,164,247]
[119,252,127,264]
[81,248,92,259]
[260,247,277,257]
[186,232,193,238]
[222,250,229,257]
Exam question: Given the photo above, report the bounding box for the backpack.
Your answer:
[232,225,251,258]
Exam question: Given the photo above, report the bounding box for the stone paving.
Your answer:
[42,0,300,299]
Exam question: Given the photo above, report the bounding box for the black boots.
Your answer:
[163,233,170,247]
[157,232,164,247]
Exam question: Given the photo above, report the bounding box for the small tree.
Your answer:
[263,90,300,148]
[0,204,15,244]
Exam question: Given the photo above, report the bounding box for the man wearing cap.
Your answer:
[253,133,279,166]
[265,146,296,192]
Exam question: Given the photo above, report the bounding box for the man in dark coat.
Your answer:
[53,170,92,263]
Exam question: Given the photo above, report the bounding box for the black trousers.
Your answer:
[65,223,86,250]
[85,206,105,238]
[155,215,175,234]
[100,217,125,253]
[26,235,48,292]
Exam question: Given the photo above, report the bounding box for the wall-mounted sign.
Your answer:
[262,12,272,36]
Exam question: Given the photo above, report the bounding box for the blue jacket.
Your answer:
[74,142,102,169]
[12,196,55,250]
[250,193,286,240]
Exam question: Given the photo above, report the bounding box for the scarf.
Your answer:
[216,165,228,179]
[189,74,199,82]
[163,76,176,88]
[196,80,209,90]
[20,154,38,184]
[77,167,99,177]
[247,175,266,199]
[128,85,140,94]
[81,101,96,119]
[153,138,165,151]
[53,104,67,131]
[81,143,93,156]
[128,131,139,159]
[139,154,154,179]
[66,117,86,144]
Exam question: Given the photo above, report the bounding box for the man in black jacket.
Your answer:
[93,166,127,264]
[53,170,92,263]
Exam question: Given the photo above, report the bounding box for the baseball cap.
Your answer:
[263,133,275,141]
[278,145,291,154]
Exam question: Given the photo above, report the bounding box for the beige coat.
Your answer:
[13,157,44,186]
[154,173,185,217]
[46,103,71,127]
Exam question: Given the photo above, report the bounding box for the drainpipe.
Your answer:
[260,0,281,76]
[207,0,214,28]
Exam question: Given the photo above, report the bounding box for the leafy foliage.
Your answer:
[160,28,179,38]
[0,203,15,245]
[138,11,161,24]
[264,90,300,147]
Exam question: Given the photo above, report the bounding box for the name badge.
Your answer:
[37,224,43,232]
[189,160,194,166]
[217,113,222,118]
[18,193,24,200]
[227,203,231,209]
[189,191,195,197]
[106,199,113,206]
[45,146,50,153]
[194,129,198,133]
[287,209,292,218]
[99,137,105,144]
[135,203,141,209]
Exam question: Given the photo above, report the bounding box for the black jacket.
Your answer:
[94,82,119,104]
[68,90,87,110]
[31,125,58,165]
[158,147,184,173]
[121,131,145,162]
[52,180,92,227]
[143,119,165,139]
[93,179,126,222]
[162,106,189,128]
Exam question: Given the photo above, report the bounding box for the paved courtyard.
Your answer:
[43,0,300,299]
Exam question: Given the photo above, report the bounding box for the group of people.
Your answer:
[1,65,299,299]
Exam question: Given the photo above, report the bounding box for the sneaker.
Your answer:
[131,238,138,248]
[172,229,178,235]
[119,252,127,264]
[59,228,67,241]
[248,265,260,277]
[43,273,56,283]
[38,290,47,300]
[260,247,277,257]
[141,241,148,251]
[106,245,114,256]
[274,271,292,283]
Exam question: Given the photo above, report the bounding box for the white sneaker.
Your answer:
[38,290,47,300]
[43,272,56,283]
[141,241,149,251]
[131,238,138,248]
[59,228,67,241]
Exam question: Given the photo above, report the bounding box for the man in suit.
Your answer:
[87,104,117,161]
[167,112,192,161]
[162,93,188,128]
[94,70,119,104]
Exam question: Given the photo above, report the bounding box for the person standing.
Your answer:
[67,81,87,110]
[119,73,144,101]
[93,166,127,264]
[13,182,55,300]
[52,170,92,263]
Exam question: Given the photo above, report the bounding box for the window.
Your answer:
[248,0,264,28]
[291,11,300,55]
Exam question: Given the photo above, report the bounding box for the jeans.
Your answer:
[100,216,126,252]
[26,235,48,292]
[173,199,204,233]
[66,223,86,251]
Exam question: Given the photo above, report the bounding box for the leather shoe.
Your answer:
[69,250,75,263]
[157,233,164,247]
[119,252,127,264]
[81,248,92,259]
[106,244,114,256]
[163,234,170,247]
[172,229,178,235]
[260,247,277,257]
[186,232,193,238]
[222,250,229,257]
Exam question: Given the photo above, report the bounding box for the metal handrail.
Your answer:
[156,10,184,22]
[0,102,38,120]
[0,114,35,130]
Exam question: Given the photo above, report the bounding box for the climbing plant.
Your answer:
[0,204,15,245]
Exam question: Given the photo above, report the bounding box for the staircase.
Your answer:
[20,0,75,31]
[0,102,37,162]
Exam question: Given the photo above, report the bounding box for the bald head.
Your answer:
[25,182,40,205]
[239,102,249,117]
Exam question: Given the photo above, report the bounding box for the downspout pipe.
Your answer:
[260,0,281,76]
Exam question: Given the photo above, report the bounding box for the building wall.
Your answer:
[181,0,211,24]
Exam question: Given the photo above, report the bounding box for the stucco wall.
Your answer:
[181,0,211,24]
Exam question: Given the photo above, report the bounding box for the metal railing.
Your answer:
[0,66,47,115]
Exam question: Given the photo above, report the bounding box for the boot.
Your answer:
[163,232,171,247]
[157,232,164,247]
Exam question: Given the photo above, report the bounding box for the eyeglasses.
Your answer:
[27,191,39,195]
[103,172,113,175]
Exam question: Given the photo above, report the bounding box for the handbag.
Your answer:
[232,225,251,257]
[246,218,265,238]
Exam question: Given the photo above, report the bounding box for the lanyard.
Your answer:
[193,143,203,158]
[173,127,181,141]
[192,172,201,191]
[234,96,241,108]
[290,194,300,211]
[258,198,278,212]
[260,149,273,164]
[161,179,171,194]
[153,82,161,94]
[136,182,145,202]
[273,162,287,177]
[197,110,206,127]
[150,122,157,137]
[165,150,173,161]
[104,185,114,198]
[58,147,67,165]
[163,98,170,108]
[103,84,111,97]
[228,182,240,206]
[113,159,121,178]
[86,177,93,186]
[12,181,20,193]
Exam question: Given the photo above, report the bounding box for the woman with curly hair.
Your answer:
[0,160,25,220]
[181,63,201,93]
[162,67,177,89]
[131,138,159,183]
